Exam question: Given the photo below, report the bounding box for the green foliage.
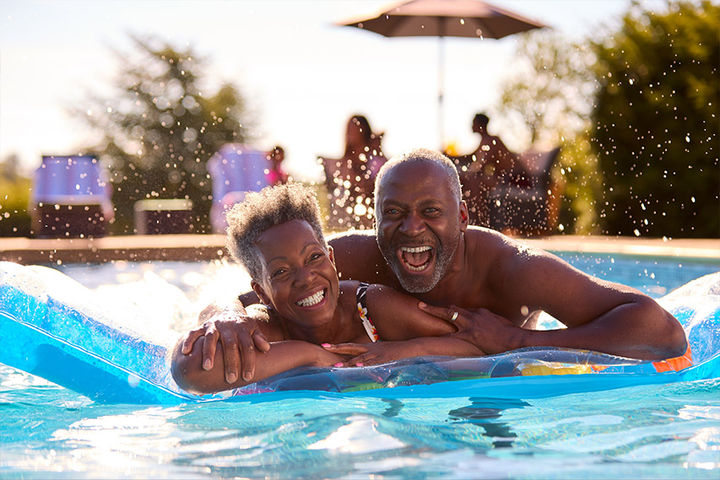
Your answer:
[78,35,251,233]
[591,0,719,237]
[496,31,601,234]
[0,155,32,237]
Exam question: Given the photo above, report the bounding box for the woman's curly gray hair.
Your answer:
[225,183,327,281]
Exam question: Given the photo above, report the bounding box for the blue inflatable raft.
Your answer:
[1,261,718,405]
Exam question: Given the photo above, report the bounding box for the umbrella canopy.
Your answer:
[337,0,547,144]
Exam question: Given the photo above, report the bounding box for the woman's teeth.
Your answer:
[296,290,325,307]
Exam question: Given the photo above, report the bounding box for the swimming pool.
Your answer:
[1,253,719,478]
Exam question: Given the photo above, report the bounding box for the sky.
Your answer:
[0,0,666,182]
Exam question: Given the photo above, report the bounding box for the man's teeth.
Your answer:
[401,246,431,253]
[296,290,325,307]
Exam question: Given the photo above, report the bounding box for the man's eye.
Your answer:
[384,208,400,215]
[309,252,323,262]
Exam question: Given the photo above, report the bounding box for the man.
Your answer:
[447,113,523,226]
[182,149,687,385]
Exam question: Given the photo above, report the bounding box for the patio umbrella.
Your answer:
[337,0,547,145]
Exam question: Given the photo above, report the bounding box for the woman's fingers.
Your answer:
[322,343,368,356]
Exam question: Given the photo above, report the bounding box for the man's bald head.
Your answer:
[373,148,462,206]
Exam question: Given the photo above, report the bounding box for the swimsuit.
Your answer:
[356,282,379,342]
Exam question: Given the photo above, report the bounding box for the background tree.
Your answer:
[495,30,601,234]
[591,0,719,238]
[78,35,252,233]
[0,153,32,237]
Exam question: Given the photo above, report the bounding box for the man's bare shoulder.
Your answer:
[328,230,377,252]
[463,226,535,274]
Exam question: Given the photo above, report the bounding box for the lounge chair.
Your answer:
[30,155,113,238]
[489,147,561,237]
[207,144,270,233]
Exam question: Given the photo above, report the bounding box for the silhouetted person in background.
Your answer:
[320,114,387,230]
[266,145,288,186]
[448,113,522,226]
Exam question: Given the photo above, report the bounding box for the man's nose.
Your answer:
[399,212,425,235]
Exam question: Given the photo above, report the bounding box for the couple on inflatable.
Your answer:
[172,149,690,394]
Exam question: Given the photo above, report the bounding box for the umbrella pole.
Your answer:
[438,33,445,150]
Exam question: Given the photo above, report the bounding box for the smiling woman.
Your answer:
[171,183,481,394]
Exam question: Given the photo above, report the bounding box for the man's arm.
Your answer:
[506,247,686,359]
[425,242,687,361]
[171,336,343,394]
[181,303,283,383]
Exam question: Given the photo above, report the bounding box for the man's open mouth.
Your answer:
[398,245,434,272]
[296,288,326,307]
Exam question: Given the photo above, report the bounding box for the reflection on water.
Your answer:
[448,397,530,449]
[1,366,719,478]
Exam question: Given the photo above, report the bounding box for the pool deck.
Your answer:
[0,234,718,264]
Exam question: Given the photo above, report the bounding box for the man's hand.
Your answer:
[180,306,271,384]
[418,302,523,355]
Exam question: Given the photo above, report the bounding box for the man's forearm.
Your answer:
[517,300,686,360]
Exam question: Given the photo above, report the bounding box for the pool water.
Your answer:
[1,254,719,478]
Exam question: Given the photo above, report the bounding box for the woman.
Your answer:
[172,183,481,394]
[320,115,387,230]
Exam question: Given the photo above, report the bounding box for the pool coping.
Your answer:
[0,235,718,265]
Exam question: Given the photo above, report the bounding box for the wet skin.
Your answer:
[183,157,688,382]
[375,159,466,294]
[173,218,478,393]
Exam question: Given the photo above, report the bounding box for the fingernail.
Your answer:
[321,343,331,348]
[334,362,343,367]
[418,302,426,308]
[227,373,237,383]
[203,359,212,370]
[355,362,364,367]
[243,371,252,381]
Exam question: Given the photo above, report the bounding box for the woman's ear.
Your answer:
[251,280,271,307]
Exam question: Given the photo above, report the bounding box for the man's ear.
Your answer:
[459,200,469,231]
[251,280,271,306]
[328,245,335,264]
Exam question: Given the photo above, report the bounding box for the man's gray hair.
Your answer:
[373,148,462,204]
[225,183,327,281]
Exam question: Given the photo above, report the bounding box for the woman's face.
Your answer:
[252,220,340,331]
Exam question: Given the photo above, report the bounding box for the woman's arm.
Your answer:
[171,336,343,394]
[366,284,457,340]
[324,337,483,366]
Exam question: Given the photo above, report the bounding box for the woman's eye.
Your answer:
[271,268,287,278]
[309,252,324,262]
[384,208,399,216]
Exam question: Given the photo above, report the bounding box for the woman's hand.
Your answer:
[322,342,419,367]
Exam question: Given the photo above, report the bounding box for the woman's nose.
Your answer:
[293,266,314,286]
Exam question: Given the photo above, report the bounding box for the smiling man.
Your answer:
[181,148,688,384]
